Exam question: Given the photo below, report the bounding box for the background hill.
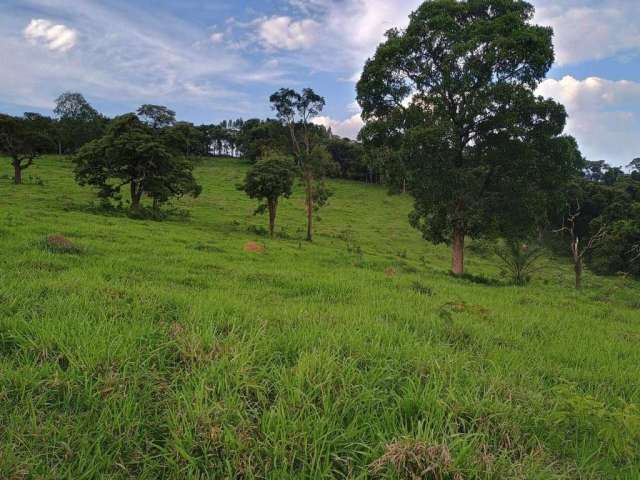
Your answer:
[1,156,639,478]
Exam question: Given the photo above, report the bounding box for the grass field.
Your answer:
[1,156,639,479]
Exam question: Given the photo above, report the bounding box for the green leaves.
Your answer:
[357,0,579,273]
[73,114,201,211]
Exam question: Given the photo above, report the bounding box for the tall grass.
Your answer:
[0,156,639,478]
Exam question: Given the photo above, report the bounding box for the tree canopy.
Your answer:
[357,0,581,275]
[74,114,201,211]
[239,153,297,236]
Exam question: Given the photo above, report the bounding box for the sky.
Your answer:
[1,0,639,166]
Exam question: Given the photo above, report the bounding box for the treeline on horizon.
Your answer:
[0,92,377,183]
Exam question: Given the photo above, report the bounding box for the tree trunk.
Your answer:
[306,176,313,242]
[130,182,142,210]
[574,256,582,290]
[13,162,22,185]
[268,198,277,238]
[452,226,465,276]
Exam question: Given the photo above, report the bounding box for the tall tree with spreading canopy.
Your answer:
[357,0,581,275]
[74,114,201,211]
[270,88,333,241]
[238,153,297,237]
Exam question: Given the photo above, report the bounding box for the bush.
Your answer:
[496,240,544,286]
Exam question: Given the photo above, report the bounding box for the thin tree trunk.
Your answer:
[574,254,582,290]
[268,198,277,238]
[306,176,313,242]
[13,162,22,185]
[452,226,465,276]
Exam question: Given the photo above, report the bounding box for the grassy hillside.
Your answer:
[1,156,639,479]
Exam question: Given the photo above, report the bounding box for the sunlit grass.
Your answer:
[1,156,639,478]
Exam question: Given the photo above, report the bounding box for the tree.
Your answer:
[236,119,291,161]
[270,88,334,241]
[555,205,607,289]
[238,153,297,237]
[357,0,580,275]
[74,114,201,211]
[628,158,640,181]
[54,92,106,153]
[137,104,176,130]
[0,114,50,184]
[163,122,204,157]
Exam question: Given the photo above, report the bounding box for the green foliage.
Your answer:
[54,92,107,153]
[238,153,297,236]
[73,114,201,211]
[357,0,582,273]
[495,240,545,286]
[136,104,176,130]
[236,119,291,161]
[1,156,640,478]
[0,113,53,183]
[553,176,640,277]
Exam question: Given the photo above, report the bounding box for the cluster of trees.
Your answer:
[1,0,639,286]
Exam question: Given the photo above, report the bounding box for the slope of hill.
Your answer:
[1,156,639,479]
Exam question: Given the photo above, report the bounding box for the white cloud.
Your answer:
[313,114,364,139]
[210,32,224,44]
[24,19,77,52]
[535,2,640,66]
[287,0,422,74]
[538,76,640,165]
[257,16,319,50]
[2,2,291,118]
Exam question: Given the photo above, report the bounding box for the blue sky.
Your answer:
[1,0,639,166]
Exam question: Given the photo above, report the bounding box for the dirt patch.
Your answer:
[45,234,81,254]
[244,241,265,253]
[384,267,398,277]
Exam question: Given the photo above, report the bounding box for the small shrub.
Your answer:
[411,281,433,296]
[495,240,545,286]
[44,235,81,254]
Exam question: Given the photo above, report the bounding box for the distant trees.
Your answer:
[54,92,106,153]
[137,104,176,130]
[239,153,297,237]
[0,114,51,184]
[236,119,291,161]
[357,0,580,276]
[74,114,201,211]
[270,88,335,241]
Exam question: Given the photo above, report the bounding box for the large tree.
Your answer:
[357,0,581,275]
[0,114,51,184]
[270,88,334,241]
[239,153,297,237]
[74,114,201,211]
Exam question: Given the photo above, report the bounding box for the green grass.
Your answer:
[1,156,639,479]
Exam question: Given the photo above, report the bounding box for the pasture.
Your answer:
[1,156,639,479]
